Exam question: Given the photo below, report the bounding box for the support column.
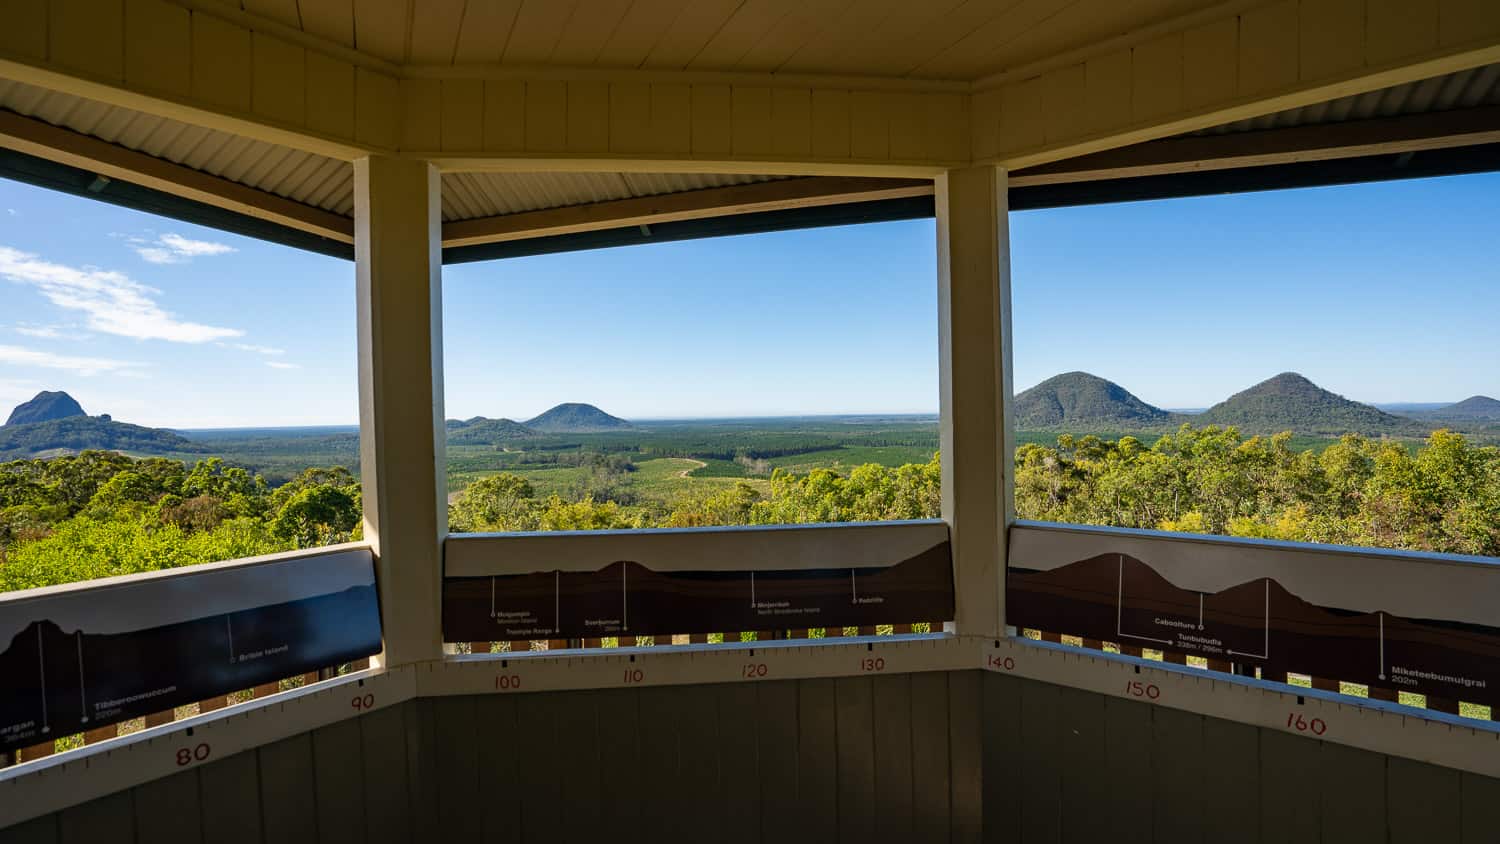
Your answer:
[936,166,1012,638]
[355,156,446,667]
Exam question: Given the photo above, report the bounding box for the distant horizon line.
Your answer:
[174,410,944,431]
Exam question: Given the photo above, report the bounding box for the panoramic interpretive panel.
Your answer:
[443,521,954,640]
[0,547,382,748]
[1008,522,1500,706]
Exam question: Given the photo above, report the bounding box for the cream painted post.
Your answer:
[355,156,446,667]
[936,166,1012,638]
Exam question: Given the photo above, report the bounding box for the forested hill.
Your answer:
[1411,395,1500,423]
[1014,372,1173,429]
[524,403,632,433]
[1194,372,1420,436]
[0,416,204,460]
[446,417,537,444]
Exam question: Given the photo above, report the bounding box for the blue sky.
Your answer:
[1,172,1497,427]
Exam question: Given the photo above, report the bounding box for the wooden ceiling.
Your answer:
[234,0,1226,80]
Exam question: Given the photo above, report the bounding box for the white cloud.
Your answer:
[0,246,242,343]
[265,361,301,370]
[6,209,16,216]
[131,233,236,264]
[0,344,141,376]
[13,323,90,341]
[222,342,286,356]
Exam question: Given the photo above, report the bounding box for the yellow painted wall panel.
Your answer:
[355,67,400,149]
[1441,0,1500,45]
[690,85,732,155]
[1182,18,1237,110]
[996,78,1044,153]
[0,0,48,60]
[1238,0,1299,97]
[889,93,926,161]
[810,89,851,160]
[1366,0,1439,65]
[925,92,968,162]
[1299,0,1364,81]
[1083,50,1132,135]
[969,88,1001,161]
[1131,33,1183,123]
[441,79,484,151]
[771,87,812,157]
[125,0,190,98]
[650,84,692,154]
[609,82,652,153]
[305,52,356,141]
[251,33,305,126]
[401,78,442,151]
[849,91,890,160]
[566,80,611,153]
[191,12,252,112]
[1039,64,1087,145]
[731,86,772,156]
[524,80,567,152]
[51,0,125,82]
[482,80,526,152]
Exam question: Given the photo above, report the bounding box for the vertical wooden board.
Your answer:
[124,0,190,98]
[636,685,683,842]
[835,676,876,844]
[566,81,611,153]
[524,81,568,152]
[970,89,1002,162]
[406,699,437,838]
[757,680,800,844]
[731,86,773,156]
[979,672,1017,844]
[910,671,954,838]
[1237,0,1299,97]
[197,751,262,844]
[1040,64,1087,147]
[311,717,365,844]
[595,689,641,836]
[251,34,305,126]
[305,53,356,141]
[190,13,252,111]
[0,815,58,844]
[1366,0,1440,66]
[1057,686,1108,844]
[554,691,603,842]
[717,683,760,844]
[133,769,203,844]
[358,703,412,844]
[1318,743,1384,844]
[401,78,443,151]
[771,88,813,158]
[58,791,133,844]
[514,693,561,844]
[609,82,652,153]
[811,89,852,160]
[649,84,691,154]
[1149,706,1204,843]
[430,696,481,840]
[948,671,983,844]
[691,85,733,156]
[474,694,520,844]
[997,78,1044,154]
[1461,772,1500,843]
[1299,0,1364,81]
[0,0,48,61]
[871,674,914,843]
[1131,33,1183,124]
[1103,696,1153,844]
[849,91,890,160]
[1258,730,1319,844]
[483,80,526,152]
[356,68,400,149]
[257,734,318,844]
[888,93,926,162]
[1084,50,1132,135]
[799,678,840,843]
[1182,19,1238,111]
[1387,757,1461,843]
[50,0,125,81]
[440,79,484,151]
[1018,679,1061,844]
[1200,718,1258,844]
[1442,0,1500,45]
[677,684,722,839]
[928,92,969,162]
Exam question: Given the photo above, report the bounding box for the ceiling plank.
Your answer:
[550,0,635,66]
[0,109,354,241]
[502,0,579,64]
[408,0,467,64]
[453,0,523,64]
[441,175,932,246]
